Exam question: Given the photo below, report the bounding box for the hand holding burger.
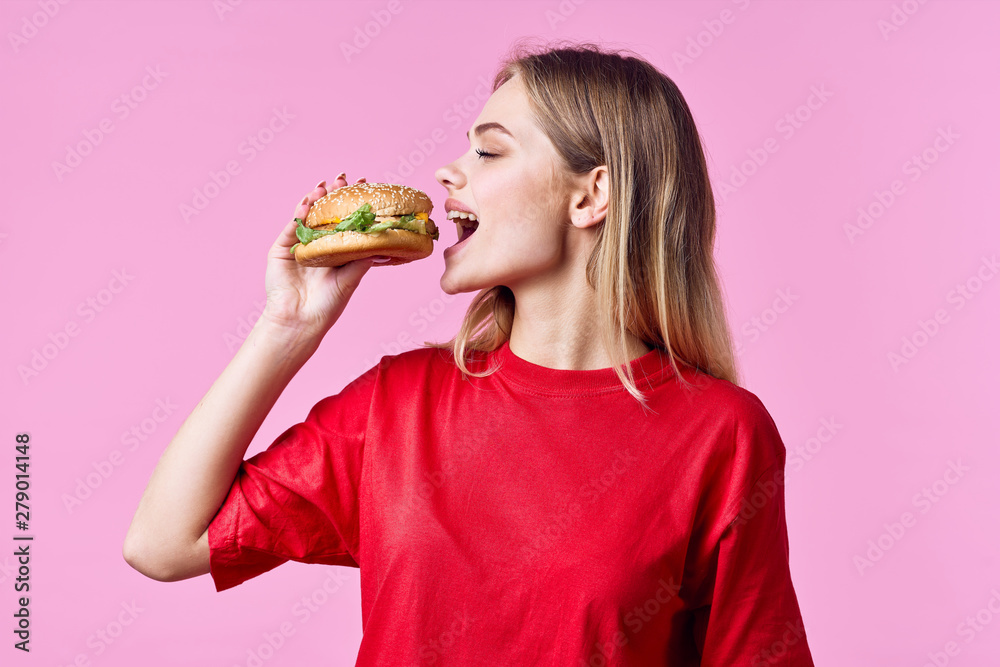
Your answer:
[259,174,417,340]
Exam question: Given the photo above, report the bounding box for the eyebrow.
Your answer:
[466,122,516,142]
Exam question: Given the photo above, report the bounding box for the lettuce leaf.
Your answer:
[289,204,437,255]
[333,202,377,232]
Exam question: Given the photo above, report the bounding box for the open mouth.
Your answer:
[448,211,479,243]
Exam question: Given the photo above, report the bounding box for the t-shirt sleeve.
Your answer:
[690,394,815,666]
[206,359,382,592]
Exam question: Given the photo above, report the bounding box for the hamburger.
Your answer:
[289,182,439,267]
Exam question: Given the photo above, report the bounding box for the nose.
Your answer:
[435,158,465,192]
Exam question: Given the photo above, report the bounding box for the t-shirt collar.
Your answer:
[490,339,675,396]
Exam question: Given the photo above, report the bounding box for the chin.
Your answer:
[439,272,468,296]
[440,268,494,297]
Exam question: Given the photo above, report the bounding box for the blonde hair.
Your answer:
[424,39,741,406]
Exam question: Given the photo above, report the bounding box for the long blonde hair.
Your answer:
[424,40,741,406]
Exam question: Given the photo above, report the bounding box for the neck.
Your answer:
[505,264,650,371]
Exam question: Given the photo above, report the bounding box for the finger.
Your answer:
[292,194,311,220]
[273,215,300,250]
[305,181,328,205]
[332,172,348,189]
[330,256,375,293]
[293,182,331,220]
[355,177,366,184]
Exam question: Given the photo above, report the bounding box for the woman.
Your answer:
[125,41,815,666]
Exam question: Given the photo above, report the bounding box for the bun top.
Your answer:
[305,182,433,226]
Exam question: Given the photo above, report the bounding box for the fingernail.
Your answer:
[335,172,346,181]
[315,180,326,189]
[299,195,309,205]
[356,177,367,183]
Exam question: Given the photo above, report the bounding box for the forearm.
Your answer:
[123,318,321,580]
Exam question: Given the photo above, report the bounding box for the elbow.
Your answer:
[122,532,184,583]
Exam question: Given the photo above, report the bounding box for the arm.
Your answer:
[688,393,815,665]
[692,466,815,665]
[122,319,319,582]
[123,173,376,582]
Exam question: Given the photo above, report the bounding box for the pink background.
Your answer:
[2,0,998,665]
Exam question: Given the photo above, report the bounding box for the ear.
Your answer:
[568,165,609,230]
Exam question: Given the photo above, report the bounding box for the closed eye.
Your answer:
[475,148,499,161]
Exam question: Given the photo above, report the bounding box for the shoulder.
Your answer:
[368,344,460,387]
[307,346,457,422]
[675,367,777,429]
[380,344,455,371]
[673,373,788,527]
[673,368,785,473]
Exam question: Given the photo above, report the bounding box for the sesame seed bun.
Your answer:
[293,182,435,267]
[305,182,433,224]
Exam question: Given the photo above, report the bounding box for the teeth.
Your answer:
[447,210,478,221]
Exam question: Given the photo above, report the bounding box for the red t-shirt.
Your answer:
[208,340,815,666]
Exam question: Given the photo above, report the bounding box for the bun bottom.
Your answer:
[292,229,433,267]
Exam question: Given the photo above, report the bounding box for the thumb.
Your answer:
[333,257,375,296]
[273,215,300,250]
